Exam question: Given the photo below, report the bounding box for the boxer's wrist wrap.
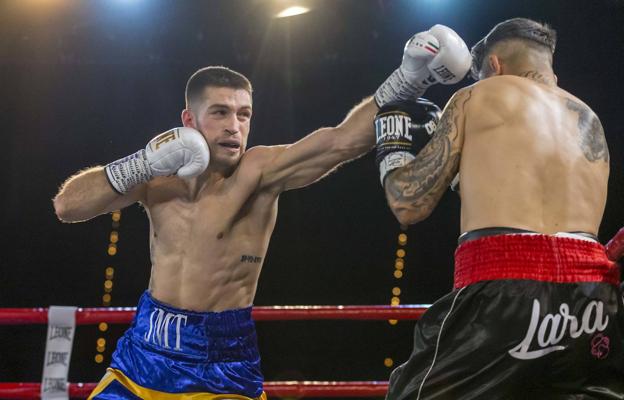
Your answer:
[374,68,434,108]
[450,173,460,193]
[378,151,416,186]
[104,149,153,194]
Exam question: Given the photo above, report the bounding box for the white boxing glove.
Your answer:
[105,127,210,194]
[375,31,440,107]
[427,25,471,85]
[375,25,470,107]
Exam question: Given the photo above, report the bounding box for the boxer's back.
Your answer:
[460,75,609,234]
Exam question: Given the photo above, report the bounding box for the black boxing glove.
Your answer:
[375,98,441,185]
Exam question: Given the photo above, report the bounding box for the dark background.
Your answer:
[1,0,623,395]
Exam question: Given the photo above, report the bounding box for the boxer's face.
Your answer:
[182,86,252,169]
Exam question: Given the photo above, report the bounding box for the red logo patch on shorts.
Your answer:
[591,333,610,359]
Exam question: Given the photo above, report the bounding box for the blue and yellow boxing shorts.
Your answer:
[89,291,265,399]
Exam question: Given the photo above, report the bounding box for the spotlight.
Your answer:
[276,6,310,18]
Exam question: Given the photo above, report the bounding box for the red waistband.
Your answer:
[454,234,619,289]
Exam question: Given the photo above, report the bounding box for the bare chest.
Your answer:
[144,178,278,247]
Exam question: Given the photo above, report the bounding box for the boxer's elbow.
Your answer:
[389,200,433,226]
[53,193,84,223]
[53,194,72,222]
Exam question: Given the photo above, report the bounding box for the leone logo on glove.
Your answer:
[375,112,413,143]
[430,65,456,82]
[153,129,180,150]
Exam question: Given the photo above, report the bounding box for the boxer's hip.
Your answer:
[108,291,263,397]
[454,229,618,289]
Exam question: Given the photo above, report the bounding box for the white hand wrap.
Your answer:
[379,151,416,186]
[450,173,460,193]
[105,150,152,194]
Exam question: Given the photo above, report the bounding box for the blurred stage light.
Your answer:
[276,6,310,18]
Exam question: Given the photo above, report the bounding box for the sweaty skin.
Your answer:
[384,74,609,235]
[54,86,376,311]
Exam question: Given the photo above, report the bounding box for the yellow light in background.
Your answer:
[276,6,310,18]
[388,227,409,367]
[98,211,120,364]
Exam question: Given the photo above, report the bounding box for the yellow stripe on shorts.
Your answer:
[88,368,267,400]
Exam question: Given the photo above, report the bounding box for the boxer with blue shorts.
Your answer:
[88,292,264,399]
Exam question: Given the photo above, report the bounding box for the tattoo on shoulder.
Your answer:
[241,255,263,263]
[386,89,472,206]
[565,98,609,162]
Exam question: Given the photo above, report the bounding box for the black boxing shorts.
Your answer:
[386,233,624,400]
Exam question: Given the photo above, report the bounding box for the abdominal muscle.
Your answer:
[142,180,278,312]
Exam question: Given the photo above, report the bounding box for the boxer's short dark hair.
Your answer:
[185,66,252,108]
[470,18,557,80]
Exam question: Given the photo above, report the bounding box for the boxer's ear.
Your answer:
[488,55,503,76]
[181,109,196,129]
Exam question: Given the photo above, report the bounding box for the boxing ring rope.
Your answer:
[0,305,428,325]
[0,305,429,398]
[0,381,390,398]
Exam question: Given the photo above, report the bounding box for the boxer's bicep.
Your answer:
[384,88,473,225]
[259,99,377,192]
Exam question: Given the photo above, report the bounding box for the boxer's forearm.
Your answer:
[333,96,378,158]
[53,167,140,222]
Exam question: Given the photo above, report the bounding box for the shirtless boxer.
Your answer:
[53,25,471,399]
[377,18,624,399]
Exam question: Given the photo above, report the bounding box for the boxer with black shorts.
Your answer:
[378,18,624,399]
[53,25,471,399]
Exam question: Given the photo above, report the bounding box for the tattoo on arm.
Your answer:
[565,98,609,162]
[386,89,472,212]
[240,255,263,263]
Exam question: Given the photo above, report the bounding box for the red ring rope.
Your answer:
[0,381,389,398]
[0,305,429,325]
[0,305,426,398]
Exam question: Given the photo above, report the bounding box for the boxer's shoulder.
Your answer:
[464,77,531,111]
[239,145,288,170]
